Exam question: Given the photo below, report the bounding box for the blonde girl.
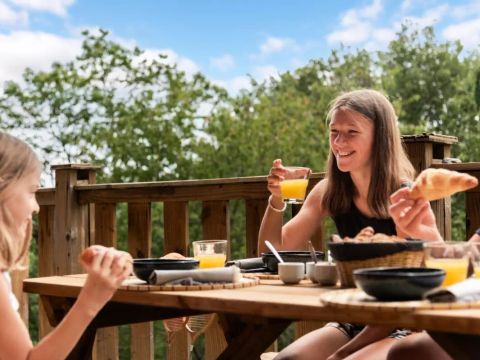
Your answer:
[0,131,132,360]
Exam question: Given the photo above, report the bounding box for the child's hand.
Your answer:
[267,159,286,198]
[389,187,442,241]
[80,246,133,311]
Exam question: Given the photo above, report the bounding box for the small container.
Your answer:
[314,262,338,286]
[278,262,305,284]
[306,262,315,282]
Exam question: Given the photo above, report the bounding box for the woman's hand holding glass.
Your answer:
[267,159,311,206]
[389,187,442,241]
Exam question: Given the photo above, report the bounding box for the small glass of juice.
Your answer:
[424,241,470,287]
[192,240,227,268]
[279,166,311,205]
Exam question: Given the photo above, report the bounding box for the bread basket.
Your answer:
[328,241,425,288]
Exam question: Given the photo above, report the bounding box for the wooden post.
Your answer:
[51,164,99,275]
[402,133,458,240]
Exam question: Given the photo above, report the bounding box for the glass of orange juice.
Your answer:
[280,166,311,204]
[424,241,470,287]
[192,240,227,268]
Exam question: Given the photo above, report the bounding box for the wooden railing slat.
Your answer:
[163,201,189,256]
[245,199,268,258]
[94,203,119,360]
[128,202,154,360]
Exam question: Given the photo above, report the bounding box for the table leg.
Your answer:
[217,314,291,360]
[66,324,96,360]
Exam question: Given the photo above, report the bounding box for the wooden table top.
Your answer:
[24,275,480,335]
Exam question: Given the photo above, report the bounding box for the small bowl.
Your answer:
[133,258,199,281]
[353,267,445,301]
[262,251,324,273]
[328,241,424,261]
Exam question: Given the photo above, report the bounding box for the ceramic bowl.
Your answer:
[133,258,199,281]
[261,251,324,273]
[353,267,445,301]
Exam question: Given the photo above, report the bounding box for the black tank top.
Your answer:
[333,202,396,238]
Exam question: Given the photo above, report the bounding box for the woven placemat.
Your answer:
[120,276,259,291]
[319,288,480,311]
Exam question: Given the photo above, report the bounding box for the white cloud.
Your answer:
[210,54,234,72]
[259,36,297,56]
[327,0,383,45]
[401,0,413,12]
[253,65,280,81]
[359,0,382,19]
[212,75,252,95]
[0,31,81,85]
[8,0,75,17]
[402,5,449,29]
[443,18,480,48]
[450,2,480,20]
[327,24,371,45]
[0,1,28,26]
[138,48,200,77]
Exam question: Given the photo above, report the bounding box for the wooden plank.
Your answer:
[38,205,55,337]
[76,174,325,205]
[36,188,55,206]
[202,200,230,250]
[94,203,118,360]
[164,201,189,256]
[245,199,267,258]
[163,201,190,359]
[128,202,153,360]
[466,192,480,239]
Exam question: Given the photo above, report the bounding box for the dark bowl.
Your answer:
[353,267,445,301]
[261,251,324,273]
[133,258,199,281]
[328,240,424,262]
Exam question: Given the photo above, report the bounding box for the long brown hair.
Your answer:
[0,132,40,271]
[322,89,415,218]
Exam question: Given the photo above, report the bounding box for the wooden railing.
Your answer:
[13,133,480,359]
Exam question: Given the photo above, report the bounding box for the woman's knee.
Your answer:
[387,333,433,360]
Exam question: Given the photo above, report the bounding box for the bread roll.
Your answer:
[409,168,478,201]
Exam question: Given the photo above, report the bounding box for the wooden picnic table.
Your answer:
[24,275,480,360]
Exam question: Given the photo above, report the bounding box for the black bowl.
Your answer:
[133,258,199,281]
[328,240,424,262]
[353,267,445,301]
[261,251,324,273]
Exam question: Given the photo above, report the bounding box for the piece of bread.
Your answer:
[161,252,186,260]
[80,245,106,264]
[409,168,478,201]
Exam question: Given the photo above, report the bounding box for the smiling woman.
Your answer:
[258,89,443,360]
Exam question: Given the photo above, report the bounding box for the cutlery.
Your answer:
[307,241,318,263]
[264,240,284,263]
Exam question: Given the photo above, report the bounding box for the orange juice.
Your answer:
[425,258,469,287]
[195,254,227,268]
[475,267,480,279]
[280,179,308,202]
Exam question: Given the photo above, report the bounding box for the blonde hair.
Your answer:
[0,132,40,271]
[322,89,415,218]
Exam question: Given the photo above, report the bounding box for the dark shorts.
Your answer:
[326,322,413,340]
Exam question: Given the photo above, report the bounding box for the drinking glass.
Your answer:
[469,242,480,278]
[424,241,470,287]
[192,240,227,268]
[279,166,310,204]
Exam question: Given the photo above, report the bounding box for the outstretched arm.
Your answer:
[0,247,132,360]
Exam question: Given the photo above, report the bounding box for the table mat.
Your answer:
[319,288,480,312]
[120,276,259,292]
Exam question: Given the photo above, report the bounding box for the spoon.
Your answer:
[264,240,284,263]
[307,241,318,264]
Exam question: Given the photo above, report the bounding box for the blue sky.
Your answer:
[0,0,479,93]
